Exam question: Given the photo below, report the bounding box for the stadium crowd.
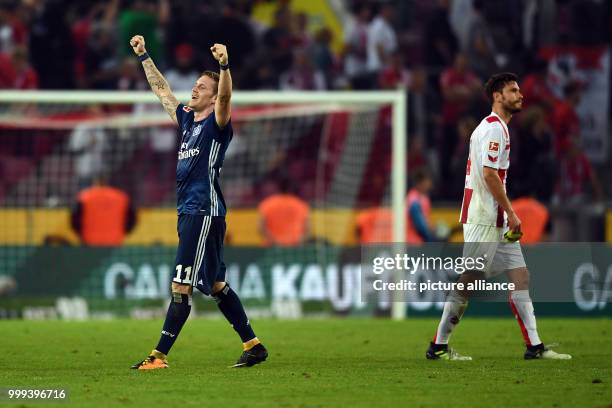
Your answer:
[0,0,610,209]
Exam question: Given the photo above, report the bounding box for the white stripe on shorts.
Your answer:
[192,215,212,286]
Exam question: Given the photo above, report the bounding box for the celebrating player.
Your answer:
[425,73,571,361]
[129,35,268,369]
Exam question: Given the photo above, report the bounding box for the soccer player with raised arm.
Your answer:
[129,35,268,369]
[425,73,571,361]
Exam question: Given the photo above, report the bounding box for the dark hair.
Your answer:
[412,168,430,185]
[200,71,220,95]
[484,72,519,103]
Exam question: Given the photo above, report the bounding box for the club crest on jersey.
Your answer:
[193,124,202,136]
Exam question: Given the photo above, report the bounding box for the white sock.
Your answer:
[509,290,542,346]
[433,292,468,345]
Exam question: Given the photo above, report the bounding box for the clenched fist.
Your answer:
[210,43,228,65]
[130,35,146,56]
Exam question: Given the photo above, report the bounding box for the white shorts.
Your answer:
[462,224,526,278]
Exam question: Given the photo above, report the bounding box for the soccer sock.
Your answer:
[213,284,258,347]
[433,291,468,345]
[154,292,192,356]
[509,290,542,347]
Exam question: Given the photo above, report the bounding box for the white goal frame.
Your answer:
[0,90,408,319]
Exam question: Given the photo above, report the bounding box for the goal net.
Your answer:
[0,90,406,319]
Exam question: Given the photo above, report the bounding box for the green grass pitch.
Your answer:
[2,318,610,407]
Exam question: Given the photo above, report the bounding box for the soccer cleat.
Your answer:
[426,342,472,361]
[232,343,268,368]
[524,345,572,360]
[130,355,169,370]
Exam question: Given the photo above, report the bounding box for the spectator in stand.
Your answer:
[520,58,558,112]
[449,0,472,50]
[71,177,136,246]
[424,0,458,72]
[212,2,256,75]
[551,80,582,158]
[83,26,120,90]
[26,0,75,88]
[262,7,293,78]
[68,107,108,190]
[448,116,477,199]
[0,4,27,53]
[292,12,312,49]
[439,53,481,197]
[71,0,118,88]
[11,46,37,89]
[343,3,371,89]
[407,67,436,149]
[311,27,335,89]
[367,3,397,78]
[555,146,603,205]
[464,0,499,79]
[258,179,310,247]
[280,48,326,91]
[118,0,168,61]
[165,44,199,91]
[0,51,15,88]
[513,107,555,202]
[378,50,409,89]
[117,57,146,90]
[407,136,428,175]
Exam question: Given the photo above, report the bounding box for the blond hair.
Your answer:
[200,71,220,95]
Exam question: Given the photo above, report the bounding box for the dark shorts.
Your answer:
[174,214,226,295]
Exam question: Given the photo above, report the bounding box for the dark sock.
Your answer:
[214,284,256,343]
[431,342,448,351]
[527,343,545,352]
[155,293,192,355]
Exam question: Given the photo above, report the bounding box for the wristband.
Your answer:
[219,62,229,70]
[138,52,150,62]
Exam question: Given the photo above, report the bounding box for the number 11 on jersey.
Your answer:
[173,264,193,285]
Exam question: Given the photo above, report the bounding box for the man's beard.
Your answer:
[504,101,522,114]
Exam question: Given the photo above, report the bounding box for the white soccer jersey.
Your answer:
[459,112,511,227]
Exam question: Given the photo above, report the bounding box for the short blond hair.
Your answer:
[200,71,220,95]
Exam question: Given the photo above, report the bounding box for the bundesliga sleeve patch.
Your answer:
[183,106,193,112]
[487,141,499,163]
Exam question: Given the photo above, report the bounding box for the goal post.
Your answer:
[0,89,407,319]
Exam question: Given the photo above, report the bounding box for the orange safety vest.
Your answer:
[78,186,130,246]
[406,188,431,244]
[511,197,549,243]
[356,208,394,244]
[258,194,310,246]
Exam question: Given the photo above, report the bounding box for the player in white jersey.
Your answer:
[426,73,571,361]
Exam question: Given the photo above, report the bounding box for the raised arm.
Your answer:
[130,35,179,124]
[210,43,232,128]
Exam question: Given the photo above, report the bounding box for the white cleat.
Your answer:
[448,349,473,361]
[540,349,572,360]
[426,343,473,360]
[525,346,572,360]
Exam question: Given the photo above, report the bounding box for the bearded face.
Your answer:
[497,81,523,114]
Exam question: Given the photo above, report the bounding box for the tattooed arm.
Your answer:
[130,35,179,124]
[210,43,232,128]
